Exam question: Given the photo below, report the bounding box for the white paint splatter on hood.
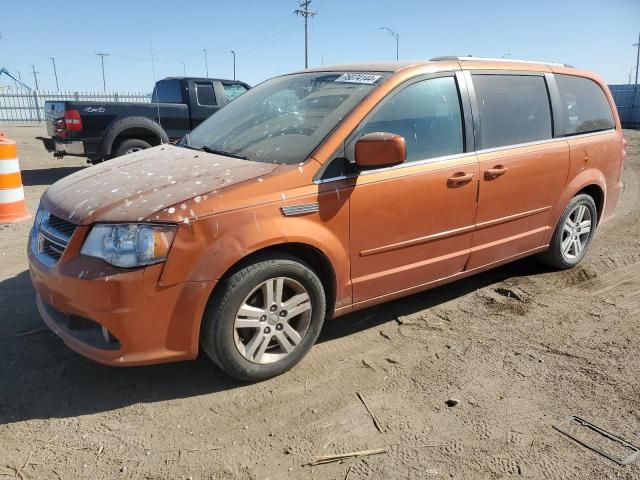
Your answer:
[42,145,277,224]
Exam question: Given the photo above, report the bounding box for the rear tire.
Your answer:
[539,194,597,269]
[114,138,152,157]
[201,253,326,382]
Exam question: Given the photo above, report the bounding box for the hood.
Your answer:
[42,145,278,224]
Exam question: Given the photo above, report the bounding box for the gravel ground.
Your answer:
[0,125,639,480]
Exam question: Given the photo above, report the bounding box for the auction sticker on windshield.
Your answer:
[334,73,382,84]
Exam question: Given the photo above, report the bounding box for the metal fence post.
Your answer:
[32,91,42,122]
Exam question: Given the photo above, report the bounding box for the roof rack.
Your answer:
[430,56,574,68]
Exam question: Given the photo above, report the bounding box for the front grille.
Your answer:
[47,214,77,238]
[42,237,65,260]
[32,208,77,266]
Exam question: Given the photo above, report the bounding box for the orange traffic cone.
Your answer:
[0,132,31,223]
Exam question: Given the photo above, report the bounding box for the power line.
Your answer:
[95,52,109,91]
[294,0,317,69]
[106,17,298,68]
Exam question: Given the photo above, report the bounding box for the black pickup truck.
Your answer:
[39,77,250,163]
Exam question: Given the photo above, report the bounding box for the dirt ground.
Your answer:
[0,125,639,480]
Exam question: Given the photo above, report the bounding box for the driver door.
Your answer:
[348,75,479,303]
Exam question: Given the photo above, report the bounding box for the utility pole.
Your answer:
[633,33,640,87]
[203,49,209,77]
[632,33,640,113]
[95,52,109,91]
[182,62,186,76]
[294,0,317,69]
[29,65,39,90]
[380,26,399,60]
[50,57,59,90]
[230,50,236,80]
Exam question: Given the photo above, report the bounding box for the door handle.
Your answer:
[447,172,475,187]
[484,165,508,180]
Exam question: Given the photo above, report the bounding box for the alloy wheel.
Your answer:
[561,204,592,260]
[233,277,312,364]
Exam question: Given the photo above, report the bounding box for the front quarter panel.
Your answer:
[159,178,353,313]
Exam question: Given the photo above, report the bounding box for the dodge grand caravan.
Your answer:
[29,57,625,381]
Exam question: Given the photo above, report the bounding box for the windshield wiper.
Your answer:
[201,146,249,160]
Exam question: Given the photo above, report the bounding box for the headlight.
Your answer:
[80,224,176,268]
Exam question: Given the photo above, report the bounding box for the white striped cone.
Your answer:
[0,133,31,223]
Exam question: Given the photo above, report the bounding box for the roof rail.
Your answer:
[430,56,574,68]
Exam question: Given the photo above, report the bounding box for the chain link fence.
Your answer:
[0,90,151,123]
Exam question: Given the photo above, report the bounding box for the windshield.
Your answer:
[181,71,388,164]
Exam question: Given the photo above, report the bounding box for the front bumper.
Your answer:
[28,229,215,366]
[37,136,85,157]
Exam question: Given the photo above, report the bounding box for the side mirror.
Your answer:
[355,132,406,168]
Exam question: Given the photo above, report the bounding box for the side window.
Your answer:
[195,82,216,106]
[555,74,615,135]
[151,80,183,103]
[472,74,552,149]
[223,83,248,102]
[359,77,464,163]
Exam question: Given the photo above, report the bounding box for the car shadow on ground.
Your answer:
[21,166,86,186]
[0,257,553,425]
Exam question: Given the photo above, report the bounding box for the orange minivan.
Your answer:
[29,57,625,381]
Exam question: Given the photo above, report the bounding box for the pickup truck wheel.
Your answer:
[201,253,326,382]
[539,194,597,270]
[114,139,152,157]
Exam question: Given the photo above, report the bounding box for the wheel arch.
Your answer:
[208,242,338,319]
[576,184,604,224]
[542,169,607,245]
[191,241,340,359]
[102,116,169,156]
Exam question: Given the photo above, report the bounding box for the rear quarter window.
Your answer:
[472,74,553,149]
[195,82,217,106]
[555,74,615,135]
[151,80,183,103]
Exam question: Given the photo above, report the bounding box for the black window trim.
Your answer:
[313,70,474,183]
[312,69,617,185]
[465,70,557,152]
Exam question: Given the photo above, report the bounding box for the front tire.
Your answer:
[201,253,326,382]
[539,194,597,269]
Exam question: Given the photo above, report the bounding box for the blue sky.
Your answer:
[1,0,639,92]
